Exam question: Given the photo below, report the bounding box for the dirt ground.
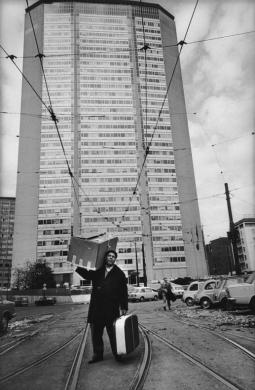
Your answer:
[1,301,255,390]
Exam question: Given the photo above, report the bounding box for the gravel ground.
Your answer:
[173,301,255,329]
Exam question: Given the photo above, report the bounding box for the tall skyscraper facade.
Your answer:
[0,197,15,288]
[12,0,208,285]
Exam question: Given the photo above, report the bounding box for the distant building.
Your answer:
[235,218,255,272]
[0,197,15,288]
[206,237,234,276]
[12,0,208,285]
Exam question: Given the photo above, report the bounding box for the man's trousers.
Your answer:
[90,320,117,358]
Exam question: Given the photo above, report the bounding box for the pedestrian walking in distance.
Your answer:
[161,277,173,311]
[75,250,128,363]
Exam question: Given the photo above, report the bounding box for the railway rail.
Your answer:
[139,323,247,390]
[0,303,254,390]
[0,324,150,390]
[64,324,152,390]
[171,316,255,361]
[0,330,39,356]
[0,328,84,385]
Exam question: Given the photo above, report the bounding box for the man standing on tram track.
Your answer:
[75,249,128,363]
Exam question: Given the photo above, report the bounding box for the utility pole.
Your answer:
[142,243,147,286]
[225,183,241,274]
[134,241,139,287]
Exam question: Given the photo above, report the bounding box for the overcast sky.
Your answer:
[0,0,254,243]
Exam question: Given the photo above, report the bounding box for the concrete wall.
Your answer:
[12,5,44,270]
[159,10,208,278]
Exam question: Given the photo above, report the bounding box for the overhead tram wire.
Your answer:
[2,30,254,59]
[180,29,255,46]
[199,126,227,180]
[0,44,50,114]
[0,42,77,208]
[0,76,136,235]
[6,1,248,238]
[139,0,150,146]
[25,0,82,210]
[26,0,52,109]
[117,0,150,225]
[116,0,200,228]
[0,44,137,232]
[0,110,195,119]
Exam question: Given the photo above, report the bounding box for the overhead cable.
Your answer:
[26,0,53,109]
[1,30,254,59]
[116,0,200,226]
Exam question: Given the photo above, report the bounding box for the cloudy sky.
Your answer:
[0,0,254,243]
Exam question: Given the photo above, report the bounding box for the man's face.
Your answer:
[105,252,117,267]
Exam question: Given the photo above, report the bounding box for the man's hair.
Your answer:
[105,249,118,259]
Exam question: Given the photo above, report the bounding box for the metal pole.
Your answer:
[142,243,147,286]
[225,183,241,274]
[134,241,139,287]
[226,244,233,276]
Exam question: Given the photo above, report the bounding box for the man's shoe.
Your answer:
[163,306,166,311]
[88,356,103,364]
[114,355,123,362]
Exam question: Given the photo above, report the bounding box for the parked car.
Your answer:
[14,297,29,307]
[182,281,205,306]
[0,297,16,333]
[170,283,185,298]
[147,280,162,291]
[194,276,244,309]
[226,272,255,312]
[71,285,92,294]
[35,297,57,306]
[128,287,158,302]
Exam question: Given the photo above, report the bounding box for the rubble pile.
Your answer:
[9,314,54,332]
[174,305,255,328]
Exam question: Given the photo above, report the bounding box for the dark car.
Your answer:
[0,297,16,333]
[35,297,57,306]
[14,297,29,307]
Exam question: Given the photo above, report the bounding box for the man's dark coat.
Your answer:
[76,265,128,323]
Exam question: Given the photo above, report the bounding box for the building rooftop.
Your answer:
[235,217,255,226]
[26,0,174,20]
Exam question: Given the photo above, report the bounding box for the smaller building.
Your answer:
[235,217,255,272]
[0,197,15,288]
[205,237,234,276]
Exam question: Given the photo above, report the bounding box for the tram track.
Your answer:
[1,303,253,390]
[129,326,152,390]
[0,328,84,385]
[0,330,39,356]
[171,316,255,361]
[64,324,89,390]
[64,324,152,390]
[0,314,83,357]
[139,323,247,390]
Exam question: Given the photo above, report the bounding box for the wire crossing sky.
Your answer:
[0,0,254,243]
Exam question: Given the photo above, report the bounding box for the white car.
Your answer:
[182,281,205,306]
[226,272,255,312]
[128,287,159,302]
[170,283,185,298]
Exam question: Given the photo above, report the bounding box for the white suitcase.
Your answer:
[114,314,139,355]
